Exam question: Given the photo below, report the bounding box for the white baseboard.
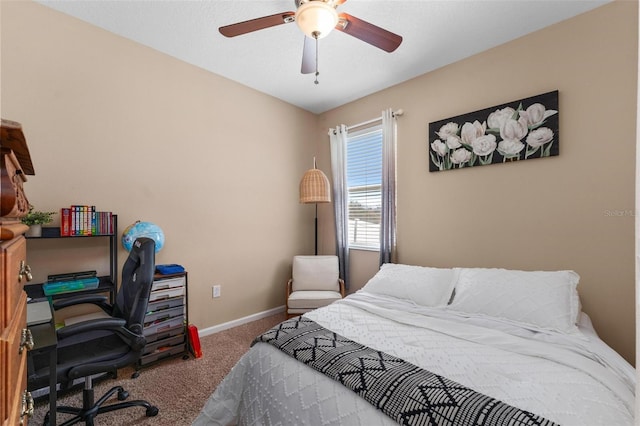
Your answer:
[197,305,285,338]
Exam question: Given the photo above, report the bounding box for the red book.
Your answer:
[60,208,71,236]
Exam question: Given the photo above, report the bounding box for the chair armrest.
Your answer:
[286,279,293,297]
[57,317,127,339]
[52,294,112,313]
[338,279,346,298]
[57,318,147,352]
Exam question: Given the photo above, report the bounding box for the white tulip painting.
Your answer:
[428,91,559,172]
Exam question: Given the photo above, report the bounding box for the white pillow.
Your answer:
[448,267,580,333]
[361,263,457,307]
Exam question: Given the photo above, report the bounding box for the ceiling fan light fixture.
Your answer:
[295,1,339,39]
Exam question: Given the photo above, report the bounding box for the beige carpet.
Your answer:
[31,312,287,425]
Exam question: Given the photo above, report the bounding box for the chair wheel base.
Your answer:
[44,386,158,425]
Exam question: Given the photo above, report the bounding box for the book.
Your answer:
[60,208,70,237]
[70,205,76,236]
[85,205,91,235]
[82,205,88,235]
[91,206,96,235]
[73,205,81,236]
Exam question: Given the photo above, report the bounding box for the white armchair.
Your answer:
[286,255,345,319]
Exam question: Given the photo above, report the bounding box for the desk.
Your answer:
[28,312,57,425]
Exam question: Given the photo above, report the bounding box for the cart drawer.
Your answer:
[148,286,185,302]
[151,276,185,292]
[144,306,183,325]
[144,324,184,344]
[147,296,183,313]
[139,342,185,366]
[143,316,184,337]
[143,334,185,356]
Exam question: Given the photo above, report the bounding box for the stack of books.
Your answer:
[60,206,114,236]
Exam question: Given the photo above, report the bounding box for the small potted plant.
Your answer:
[21,205,56,237]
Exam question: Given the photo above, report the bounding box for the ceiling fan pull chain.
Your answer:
[314,31,320,85]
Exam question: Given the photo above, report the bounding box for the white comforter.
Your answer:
[193,292,635,426]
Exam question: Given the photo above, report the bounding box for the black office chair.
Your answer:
[30,237,159,425]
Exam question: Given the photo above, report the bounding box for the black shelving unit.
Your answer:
[24,214,118,304]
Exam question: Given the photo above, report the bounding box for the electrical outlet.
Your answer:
[213,285,221,298]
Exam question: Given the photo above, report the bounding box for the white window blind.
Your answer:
[346,125,382,249]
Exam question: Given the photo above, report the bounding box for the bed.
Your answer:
[193,265,635,426]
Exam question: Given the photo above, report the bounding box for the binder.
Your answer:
[187,324,202,358]
[43,277,99,295]
[43,271,99,295]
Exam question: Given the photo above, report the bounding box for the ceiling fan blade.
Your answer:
[336,13,402,53]
[301,36,316,74]
[219,12,295,37]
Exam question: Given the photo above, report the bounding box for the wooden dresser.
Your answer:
[1,119,35,426]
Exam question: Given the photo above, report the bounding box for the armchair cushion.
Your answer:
[288,290,343,310]
[292,255,340,292]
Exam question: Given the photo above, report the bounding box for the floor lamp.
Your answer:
[299,158,331,255]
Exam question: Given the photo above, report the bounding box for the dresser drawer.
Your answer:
[1,292,28,426]
[1,236,27,330]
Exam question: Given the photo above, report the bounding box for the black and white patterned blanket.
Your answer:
[253,316,559,426]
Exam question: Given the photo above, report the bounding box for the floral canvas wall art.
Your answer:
[428,90,559,172]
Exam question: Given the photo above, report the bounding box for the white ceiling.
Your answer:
[36,0,609,114]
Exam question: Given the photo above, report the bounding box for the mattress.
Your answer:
[193,292,635,426]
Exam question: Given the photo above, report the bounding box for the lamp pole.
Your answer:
[314,203,319,255]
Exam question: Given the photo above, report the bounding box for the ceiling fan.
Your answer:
[218,0,403,83]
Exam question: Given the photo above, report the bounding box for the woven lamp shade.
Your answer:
[299,168,331,204]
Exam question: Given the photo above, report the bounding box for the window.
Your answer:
[346,124,382,250]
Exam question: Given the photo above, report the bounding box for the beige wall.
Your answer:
[318,1,637,365]
[2,1,636,366]
[1,2,318,329]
